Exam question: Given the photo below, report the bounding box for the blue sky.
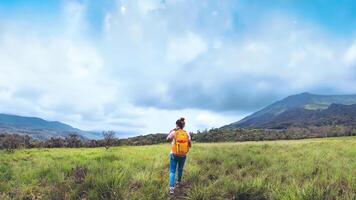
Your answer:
[0,0,355,137]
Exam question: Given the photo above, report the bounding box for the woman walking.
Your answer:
[166,117,191,194]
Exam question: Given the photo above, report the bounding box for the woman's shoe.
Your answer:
[169,187,174,194]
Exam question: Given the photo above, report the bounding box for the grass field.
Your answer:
[0,137,355,200]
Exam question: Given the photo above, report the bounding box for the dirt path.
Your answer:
[170,182,192,200]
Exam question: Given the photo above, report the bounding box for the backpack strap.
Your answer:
[173,129,180,143]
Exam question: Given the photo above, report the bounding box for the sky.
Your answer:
[0,0,356,137]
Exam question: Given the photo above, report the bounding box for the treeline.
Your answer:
[118,125,356,145]
[119,134,168,146]
[193,125,356,142]
[1,125,355,150]
[117,125,356,145]
[0,131,119,151]
[0,132,167,151]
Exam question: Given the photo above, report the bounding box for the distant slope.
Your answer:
[222,92,356,129]
[254,103,356,128]
[0,114,100,140]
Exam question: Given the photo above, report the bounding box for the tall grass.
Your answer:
[0,137,355,199]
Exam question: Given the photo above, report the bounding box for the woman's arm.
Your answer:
[166,130,175,141]
[188,132,192,147]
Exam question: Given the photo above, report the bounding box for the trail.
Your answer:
[170,182,192,200]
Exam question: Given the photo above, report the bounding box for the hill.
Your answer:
[0,113,99,140]
[223,92,356,129]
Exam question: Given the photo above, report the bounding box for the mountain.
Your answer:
[0,114,100,140]
[222,92,356,129]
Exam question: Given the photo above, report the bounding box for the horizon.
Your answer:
[1,91,356,137]
[1,0,356,137]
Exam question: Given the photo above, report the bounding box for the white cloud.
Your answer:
[137,0,162,15]
[0,21,121,131]
[344,41,356,65]
[0,0,355,135]
[104,13,112,31]
[63,1,87,36]
[120,6,126,15]
[122,107,243,134]
[167,32,208,63]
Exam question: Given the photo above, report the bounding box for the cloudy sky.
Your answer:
[0,0,355,137]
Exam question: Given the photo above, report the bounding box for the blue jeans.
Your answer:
[169,153,186,187]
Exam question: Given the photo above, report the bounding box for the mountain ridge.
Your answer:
[0,113,100,140]
[222,92,356,129]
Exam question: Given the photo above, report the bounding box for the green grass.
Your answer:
[0,137,355,200]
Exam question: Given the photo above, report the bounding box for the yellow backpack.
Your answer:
[172,129,190,156]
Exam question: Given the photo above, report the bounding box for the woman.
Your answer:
[166,117,191,194]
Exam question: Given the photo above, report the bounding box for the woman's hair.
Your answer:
[176,117,185,129]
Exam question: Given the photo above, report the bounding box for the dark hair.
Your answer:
[176,117,185,129]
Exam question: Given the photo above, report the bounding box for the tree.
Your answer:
[23,135,32,148]
[0,133,22,152]
[46,137,65,148]
[103,130,117,149]
[66,134,82,148]
[86,140,98,148]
